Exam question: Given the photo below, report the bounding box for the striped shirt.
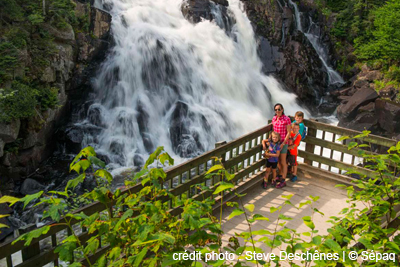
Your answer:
[272,115,291,144]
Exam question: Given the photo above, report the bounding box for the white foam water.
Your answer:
[79,0,306,170]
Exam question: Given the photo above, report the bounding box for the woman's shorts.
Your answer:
[266,161,278,169]
[280,144,288,154]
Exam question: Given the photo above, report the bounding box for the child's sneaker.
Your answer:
[291,176,297,182]
[262,180,268,189]
[271,177,280,187]
[276,181,286,189]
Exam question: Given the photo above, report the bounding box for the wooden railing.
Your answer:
[0,125,272,267]
[298,119,397,178]
[0,119,397,266]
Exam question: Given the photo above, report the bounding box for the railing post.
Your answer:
[20,224,40,262]
[305,119,317,166]
[214,141,226,184]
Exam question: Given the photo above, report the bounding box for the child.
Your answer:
[293,111,305,140]
[288,123,302,182]
[261,132,282,189]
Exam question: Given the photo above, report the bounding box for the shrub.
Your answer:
[0,81,37,122]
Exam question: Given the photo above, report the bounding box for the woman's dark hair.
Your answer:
[274,103,285,115]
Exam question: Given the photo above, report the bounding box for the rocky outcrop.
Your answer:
[181,0,229,23]
[240,0,334,109]
[336,65,400,138]
[0,0,112,192]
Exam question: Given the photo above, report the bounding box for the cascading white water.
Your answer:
[288,0,344,86]
[80,0,305,170]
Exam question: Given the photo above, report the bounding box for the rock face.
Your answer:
[0,0,112,192]
[336,65,400,137]
[241,0,334,109]
[181,0,229,23]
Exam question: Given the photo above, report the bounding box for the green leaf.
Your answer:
[386,242,400,254]
[270,207,279,213]
[281,194,293,200]
[213,182,234,194]
[12,226,51,246]
[253,214,269,221]
[0,195,19,205]
[0,223,9,228]
[359,238,373,250]
[88,156,105,168]
[19,191,43,209]
[347,142,358,150]
[225,170,235,181]
[278,214,293,221]
[134,247,148,266]
[144,146,164,168]
[313,208,325,216]
[115,209,134,230]
[70,159,91,174]
[95,169,113,183]
[84,237,99,255]
[65,174,86,193]
[244,204,254,213]
[206,165,224,174]
[109,246,121,261]
[336,136,349,142]
[228,209,244,220]
[159,152,174,166]
[312,236,322,246]
[302,216,315,229]
[324,239,341,252]
[55,240,77,261]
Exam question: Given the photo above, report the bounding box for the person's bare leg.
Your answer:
[264,168,271,182]
[271,168,276,182]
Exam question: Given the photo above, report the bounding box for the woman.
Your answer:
[271,103,291,182]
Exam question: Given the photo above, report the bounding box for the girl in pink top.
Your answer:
[271,103,292,181]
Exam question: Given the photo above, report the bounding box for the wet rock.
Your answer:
[257,37,284,73]
[359,102,375,113]
[91,7,112,39]
[354,79,369,89]
[0,120,21,143]
[375,99,400,134]
[87,105,106,127]
[181,0,229,24]
[133,154,145,167]
[20,178,46,195]
[42,24,75,42]
[337,87,378,120]
[0,217,14,241]
[365,70,383,82]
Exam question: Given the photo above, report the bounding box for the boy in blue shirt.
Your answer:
[293,111,305,139]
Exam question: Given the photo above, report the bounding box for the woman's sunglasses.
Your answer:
[274,108,282,111]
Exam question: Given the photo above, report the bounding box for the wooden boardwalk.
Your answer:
[218,165,355,266]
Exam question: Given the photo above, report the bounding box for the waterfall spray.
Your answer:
[78,0,305,170]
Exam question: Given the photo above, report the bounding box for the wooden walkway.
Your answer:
[219,164,355,266]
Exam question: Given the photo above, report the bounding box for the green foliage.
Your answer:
[0,81,37,122]
[0,42,19,84]
[354,0,400,64]
[6,143,400,266]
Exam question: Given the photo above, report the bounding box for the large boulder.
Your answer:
[90,7,112,39]
[0,139,4,158]
[0,120,21,143]
[375,99,400,134]
[20,178,46,195]
[337,87,378,120]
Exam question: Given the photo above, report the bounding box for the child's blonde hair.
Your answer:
[295,111,304,118]
[270,131,281,142]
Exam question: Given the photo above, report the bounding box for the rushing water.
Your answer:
[77,0,306,171]
[288,0,344,86]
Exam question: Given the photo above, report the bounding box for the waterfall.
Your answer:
[78,0,305,170]
[288,0,344,86]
